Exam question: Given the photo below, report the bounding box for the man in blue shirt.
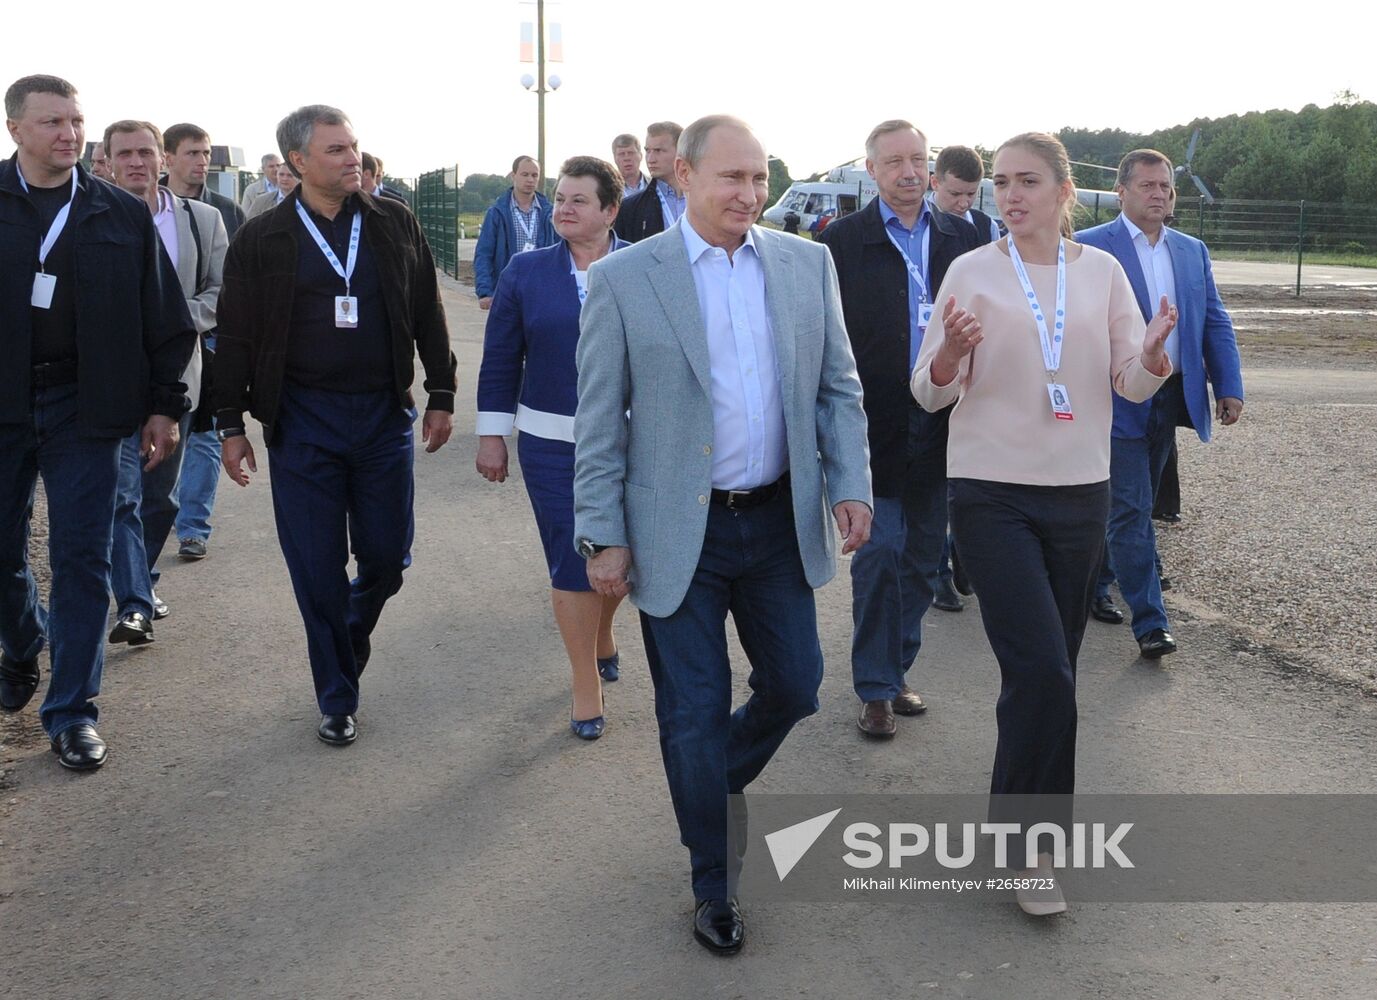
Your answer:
[818,120,979,739]
[474,155,555,309]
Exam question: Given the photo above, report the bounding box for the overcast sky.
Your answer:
[7,1,1372,181]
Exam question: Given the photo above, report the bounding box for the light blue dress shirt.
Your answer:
[680,216,788,491]
[877,197,932,370]
[1121,213,1181,369]
[656,180,687,230]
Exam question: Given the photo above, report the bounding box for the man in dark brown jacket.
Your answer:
[214,104,457,748]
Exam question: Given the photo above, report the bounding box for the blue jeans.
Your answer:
[109,412,191,615]
[174,428,222,543]
[0,384,121,737]
[850,406,948,701]
[1098,376,1185,639]
[268,383,416,715]
[639,488,823,901]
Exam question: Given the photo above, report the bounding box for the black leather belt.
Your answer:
[32,359,78,389]
[710,472,790,511]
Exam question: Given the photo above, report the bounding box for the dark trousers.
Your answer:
[1152,440,1180,519]
[949,478,1108,812]
[268,384,415,715]
[849,405,948,701]
[639,489,823,901]
[0,384,122,737]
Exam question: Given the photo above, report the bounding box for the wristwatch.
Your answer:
[577,539,608,559]
[216,426,246,442]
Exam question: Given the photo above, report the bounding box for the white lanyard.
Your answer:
[513,199,537,245]
[295,202,361,295]
[883,218,931,303]
[18,167,78,272]
[1007,236,1066,379]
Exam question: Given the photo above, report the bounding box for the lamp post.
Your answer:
[519,0,562,197]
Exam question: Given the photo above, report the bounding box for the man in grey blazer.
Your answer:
[574,115,873,955]
[105,119,227,639]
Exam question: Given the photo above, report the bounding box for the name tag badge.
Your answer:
[918,302,934,330]
[335,295,359,328]
[522,241,535,253]
[31,272,57,310]
[1047,383,1074,421]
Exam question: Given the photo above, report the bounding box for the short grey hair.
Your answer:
[260,152,281,169]
[276,104,351,178]
[5,74,77,120]
[677,115,756,169]
[865,120,926,161]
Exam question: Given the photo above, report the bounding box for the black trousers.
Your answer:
[949,478,1109,858]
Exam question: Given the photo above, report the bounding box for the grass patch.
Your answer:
[1212,249,1377,269]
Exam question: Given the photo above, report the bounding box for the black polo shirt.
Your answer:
[285,194,393,393]
[27,179,79,365]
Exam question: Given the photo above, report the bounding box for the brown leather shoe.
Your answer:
[858,699,896,738]
[892,685,927,716]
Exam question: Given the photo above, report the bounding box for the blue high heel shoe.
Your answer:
[597,651,620,682]
[570,697,606,741]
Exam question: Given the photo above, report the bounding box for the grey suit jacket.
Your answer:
[573,221,872,618]
[170,194,228,413]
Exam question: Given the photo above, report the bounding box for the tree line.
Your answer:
[1057,93,1377,204]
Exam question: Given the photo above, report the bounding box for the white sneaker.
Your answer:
[1015,854,1067,916]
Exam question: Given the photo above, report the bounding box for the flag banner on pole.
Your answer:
[548,22,564,62]
[520,21,534,62]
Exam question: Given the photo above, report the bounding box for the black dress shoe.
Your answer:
[50,724,108,771]
[1090,595,1124,624]
[1137,628,1177,659]
[1158,575,1173,592]
[1153,512,1182,524]
[317,713,358,745]
[951,548,973,596]
[109,612,154,645]
[693,897,744,955]
[151,592,170,620]
[0,652,41,712]
[892,685,927,716]
[932,578,964,612]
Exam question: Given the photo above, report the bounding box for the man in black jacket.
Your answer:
[613,120,683,242]
[0,75,195,771]
[215,104,457,748]
[818,120,978,739]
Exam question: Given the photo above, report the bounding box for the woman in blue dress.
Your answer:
[475,156,629,740]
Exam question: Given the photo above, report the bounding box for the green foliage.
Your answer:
[1057,97,1377,204]
[456,173,511,214]
[768,157,793,207]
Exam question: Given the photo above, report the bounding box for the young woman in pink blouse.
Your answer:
[912,133,1176,916]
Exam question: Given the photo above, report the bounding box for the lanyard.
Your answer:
[512,199,537,244]
[17,167,78,271]
[656,182,683,224]
[295,201,361,295]
[883,217,931,303]
[1007,236,1067,379]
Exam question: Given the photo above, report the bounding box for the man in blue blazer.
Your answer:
[1077,149,1244,658]
[574,115,872,955]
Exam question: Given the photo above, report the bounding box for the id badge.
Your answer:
[335,295,359,328]
[1047,382,1074,421]
[31,272,56,310]
[522,241,535,253]
[918,301,933,333]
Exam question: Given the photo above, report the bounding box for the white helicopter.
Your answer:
[762,153,1123,233]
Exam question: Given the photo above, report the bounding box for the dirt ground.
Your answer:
[1226,284,1377,367]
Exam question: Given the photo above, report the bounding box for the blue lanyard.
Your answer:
[295,202,361,295]
[1006,236,1067,378]
[883,218,931,303]
[17,167,77,270]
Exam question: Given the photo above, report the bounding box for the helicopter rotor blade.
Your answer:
[1185,128,1201,165]
[1190,172,1214,203]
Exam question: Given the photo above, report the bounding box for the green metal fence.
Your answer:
[416,165,461,278]
[1077,196,1377,294]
